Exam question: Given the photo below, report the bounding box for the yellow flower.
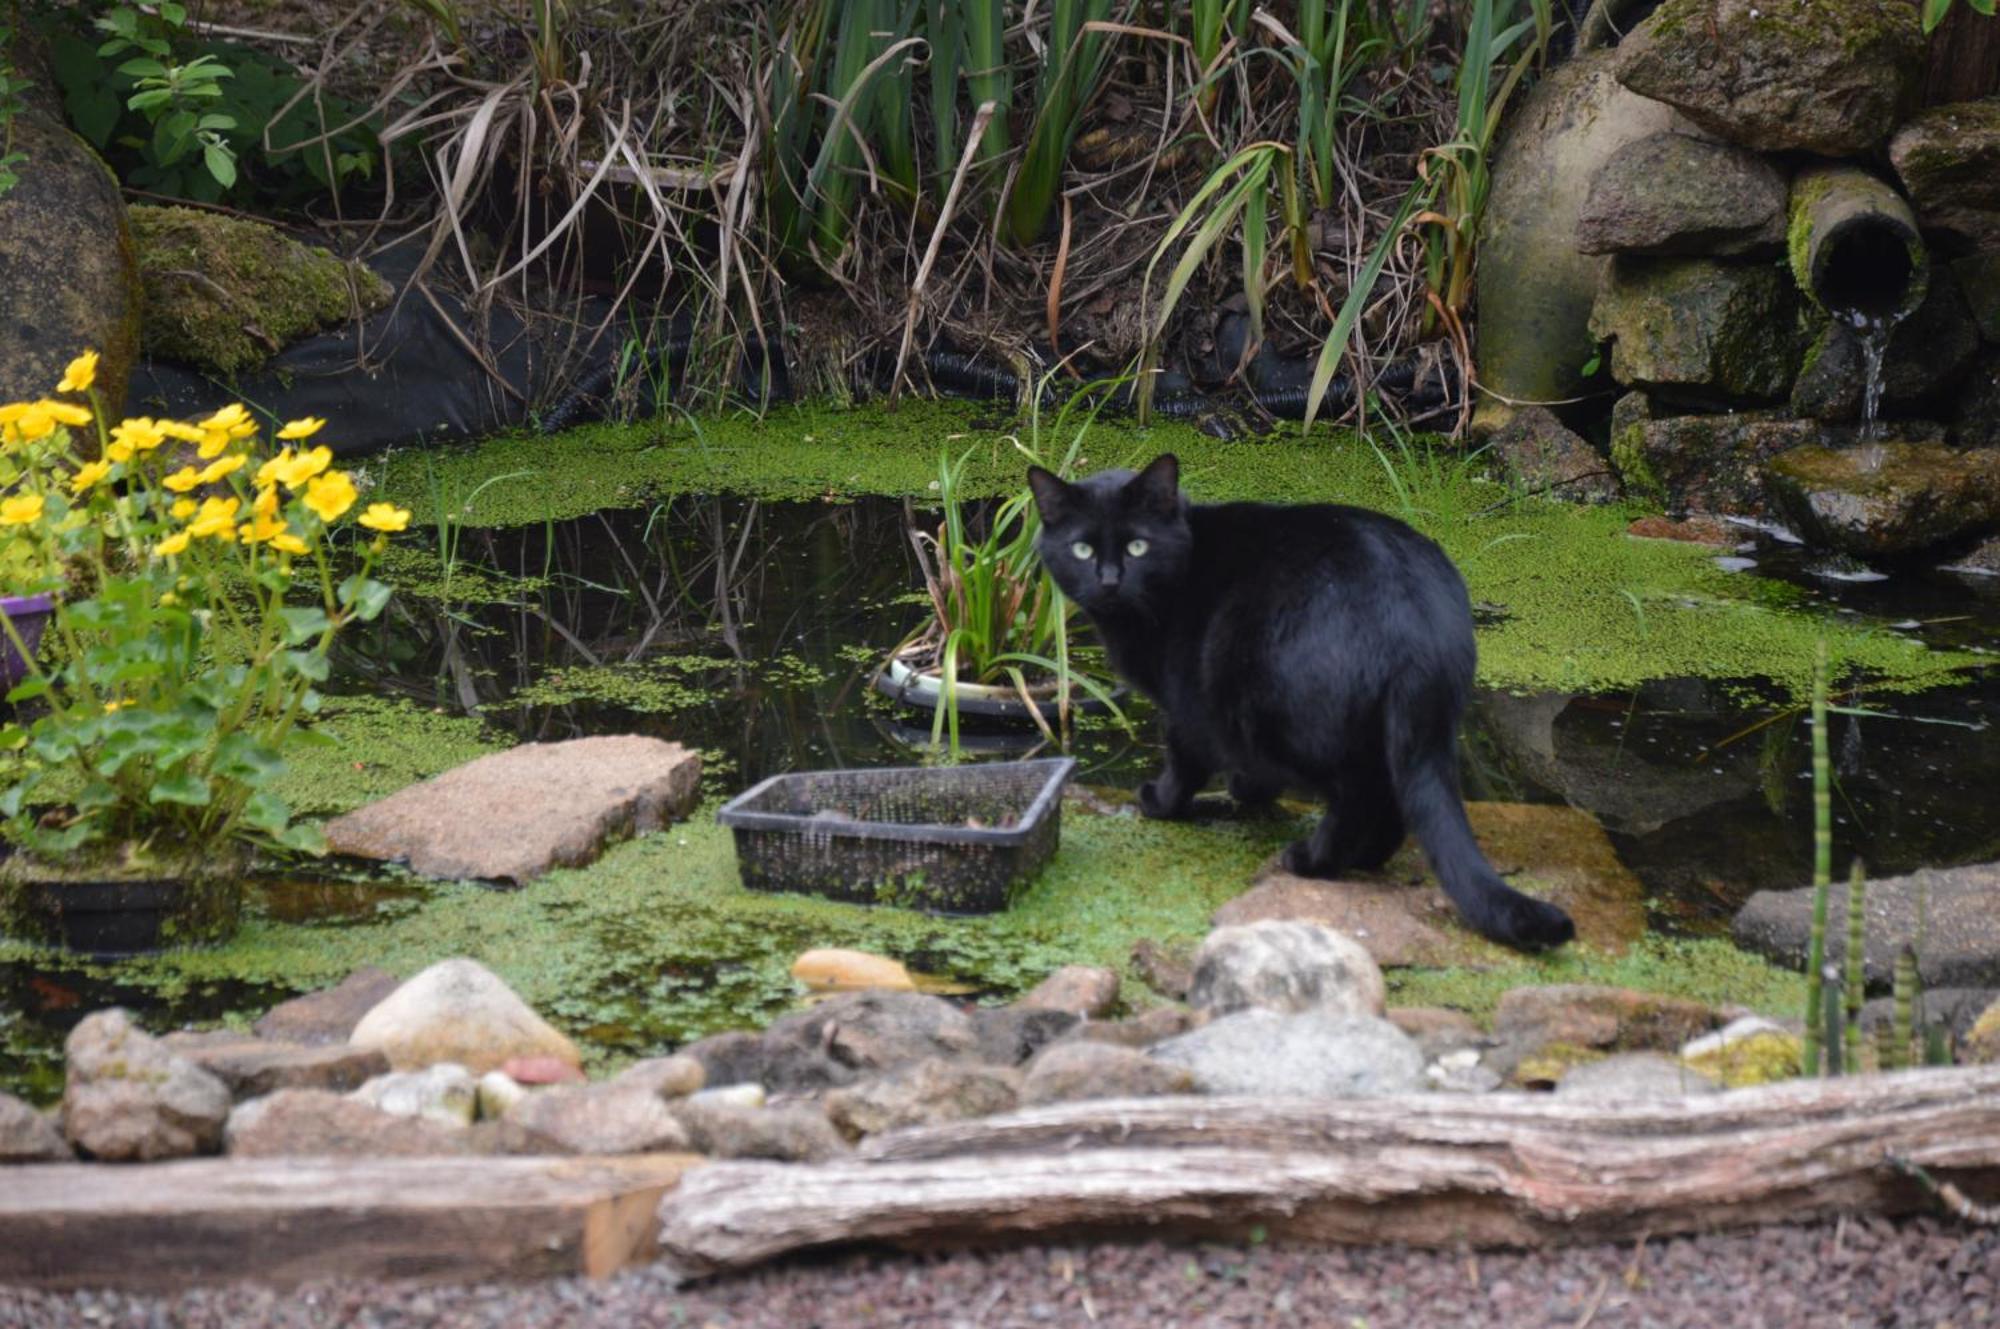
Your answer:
[157,420,204,446]
[185,496,240,540]
[0,494,44,526]
[11,402,54,442]
[239,506,287,546]
[253,484,279,519]
[200,403,251,433]
[57,351,99,394]
[171,498,197,519]
[357,502,411,533]
[156,530,191,557]
[159,591,179,607]
[196,454,246,485]
[42,400,90,428]
[70,459,113,494]
[198,430,231,460]
[272,445,333,492]
[102,698,129,714]
[277,417,325,441]
[111,418,167,455]
[255,449,291,490]
[302,470,357,523]
[163,466,204,493]
[269,531,309,556]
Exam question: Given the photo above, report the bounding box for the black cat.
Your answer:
[1026,454,1575,952]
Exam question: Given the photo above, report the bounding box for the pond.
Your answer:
[3,481,1996,1103]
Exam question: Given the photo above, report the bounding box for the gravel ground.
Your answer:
[3,1216,1995,1328]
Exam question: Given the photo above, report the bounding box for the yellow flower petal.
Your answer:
[358,502,412,533]
[163,466,204,493]
[156,530,191,557]
[269,532,309,556]
[157,421,204,445]
[196,453,246,485]
[186,496,241,540]
[276,445,333,492]
[42,400,91,427]
[276,417,325,441]
[199,403,250,432]
[57,350,98,394]
[255,449,291,490]
[302,470,357,523]
[171,498,197,519]
[0,494,44,526]
[197,429,231,460]
[14,404,54,442]
[253,484,280,519]
[106,440,135,464]
[70,460,113,494]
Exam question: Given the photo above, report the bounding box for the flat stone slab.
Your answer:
[1215,802,1645,968]
[325,736,701,882]
[1734,861,2000,990]
[0,1154,699,1290]
[160,1032,389,1100]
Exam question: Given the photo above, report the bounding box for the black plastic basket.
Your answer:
[715,757,1076,913]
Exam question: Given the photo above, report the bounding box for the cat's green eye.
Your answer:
[1071,541,1093,560]
[1127,539,1150,558]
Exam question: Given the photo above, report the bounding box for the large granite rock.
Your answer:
[161,1032,389,1100]
[1020,1041,1196,1105]
[1187,920,1385,1019]
[1589,256,1807,404]
[1763,443,2000,558]
[1616,0,1923,156]
[1576,133,1787,257]
[1150,1009,1424,1098]
[325,736,700,882]
[253,967,401,1045]
[1489,407,1620,503]
[1555,1052,1720,1100]
[1016,966,1121,1019]
[498,1084,691,1155]
[823,1059,1022,1137]
[761,991,979,1077]
[225,1088,474,1157]
[62,1009,231,1161]
[668,1099,846,1162]
[1611,400,1824,513]
[0,1092,70,1163]
[0,110,141,419]
[348,957,580,1076]
[1889,100,2000,253]
[1734,861,2000,990]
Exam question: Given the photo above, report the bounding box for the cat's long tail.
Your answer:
[1396,752,1576,951]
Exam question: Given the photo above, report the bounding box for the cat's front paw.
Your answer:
[1492,894,1577,952]
[1137,779,1190,820]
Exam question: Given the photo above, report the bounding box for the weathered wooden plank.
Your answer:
[656,1068,2000,1279]
[0,1153,701,1291]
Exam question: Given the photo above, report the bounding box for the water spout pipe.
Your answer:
[1788,165,1930,327]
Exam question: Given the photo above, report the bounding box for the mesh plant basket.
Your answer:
[715,758,1076,913]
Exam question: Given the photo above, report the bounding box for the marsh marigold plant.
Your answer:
[0,350,410,867]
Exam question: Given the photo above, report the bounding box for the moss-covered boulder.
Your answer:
[131,206,392,376]
[1790,269,1982,421]
[1575,133,1787,257]
[1888,99,2000,254]
[1610,401,1822,513]
[1589,256,1808,404]
[1949,347,2000,447]
[1957,253,2000,344]
[1616,0,1922,156]
[0,110,141,417]
[1764,442,2000,558]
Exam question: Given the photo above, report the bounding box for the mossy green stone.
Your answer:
[1589,256,1807,403]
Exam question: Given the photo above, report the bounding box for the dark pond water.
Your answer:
[3,496,1997,1100]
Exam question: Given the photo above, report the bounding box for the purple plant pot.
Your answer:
[0,592,54,692]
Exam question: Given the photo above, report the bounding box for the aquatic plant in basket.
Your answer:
[0,350,411,953]
[882,389,1125,756]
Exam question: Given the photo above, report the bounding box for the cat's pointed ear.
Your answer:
[1025,466,1072,522]
[1129,453,1182,517]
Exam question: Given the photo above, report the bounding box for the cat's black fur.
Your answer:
[1026,454,1575,952]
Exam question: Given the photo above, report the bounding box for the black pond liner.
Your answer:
[8,878,242,958]
[716,757,1074,914]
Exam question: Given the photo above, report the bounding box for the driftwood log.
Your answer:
[656,1067,2000,1279]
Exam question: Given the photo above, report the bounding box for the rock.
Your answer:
[1791,273,1982,422]
[1889,100,2000,253]
[1734,861,2000,990]
[790,948,915,992]
[1624,513,1735,545]
[1616,0,1922,156]
[160,1032,389,1100]
[1489,407,1619,503]
[1679,1019,1802,1086]
[1576,133,1787,257]
[1130,938,1194,999]
[325,736,700,883]
[1425,1050,1504,1094]
[254,967,401,1045]
[1763,442,2000,559]
[129,205,393,376]
[349,1063,479,1128]
[676,1030,853,1095]
[687,1083,766,1110]
[823,1059,1022,1138]
[500,1055,586,1086]
[1151,1009,1424,1098]
[61,1009,231,1162]
[1950,348,2000,448]
[764,991,978,1077]
[476,1071,528,1121]
[1188,920,1385,1019]
[1612,409,1823,513]
[1218,803,1646,968]
[970,1006,1082,1066]
[0,110,142,420]
[1857,988,1995,1056]
[1556,1052,1720,1100]
[1493,985,1722,1064]
[348,957,581,1076]
[611,1055,705,1100]
[225,1089,473,1158]
[0,1092,70,1163]
[498,1084,690,1155]
[1942,533,2000,576]
[1957,254,2000,344]
[1017,965,1121,1019]
[1967,999,2000,1064]
[669,1100,846,1162]
[1020,1041,1197,1105]
[1387,1007,1485,1060]
[1509,1042,1608,1089]
[1060,1006,1202,1050]
[1589,256,1807,404]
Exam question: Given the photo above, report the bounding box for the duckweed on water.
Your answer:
[369,401,1985,698]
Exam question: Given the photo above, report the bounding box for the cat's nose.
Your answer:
[1097,564,1120,589]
